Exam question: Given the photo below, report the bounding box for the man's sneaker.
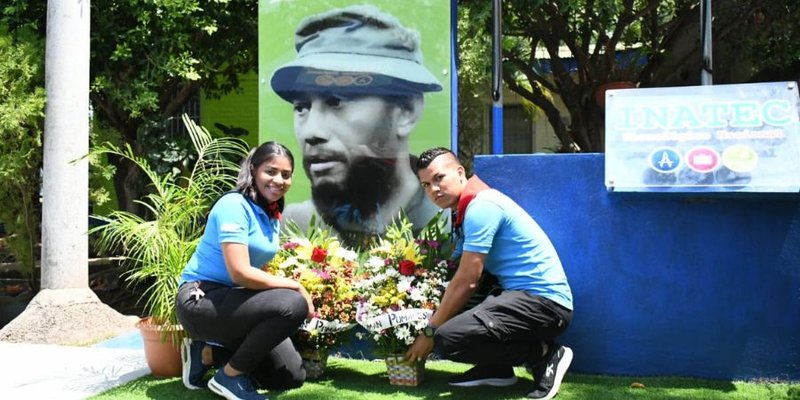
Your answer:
[208,369,267,400]
[528,346,573,400]
[181,338,209,389]
[448,364,518,387]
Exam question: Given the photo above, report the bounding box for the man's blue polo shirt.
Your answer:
[455,189,573,310]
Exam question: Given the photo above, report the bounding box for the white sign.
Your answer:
[605,82,800,193]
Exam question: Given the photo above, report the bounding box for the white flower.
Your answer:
[365,256,385,270]
[417,282,430,294]
[335,247,358,262]
[395,325,412,342]
[409,287,425,303]
[397,276,413,293]
[279,256,299,270]
[412,319,427,331]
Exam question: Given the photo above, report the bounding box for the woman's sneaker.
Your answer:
[208,369,266,400]
[181,338,209,390]
[528,346,573,400]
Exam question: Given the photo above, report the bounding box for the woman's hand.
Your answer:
[297,285,315,320]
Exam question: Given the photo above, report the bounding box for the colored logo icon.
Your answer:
[685,146,720,173]
[721,145,758,173]
[648,147,682,173]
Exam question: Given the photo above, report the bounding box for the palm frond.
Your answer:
[89,115,249,328]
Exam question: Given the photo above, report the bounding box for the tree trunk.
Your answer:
[109,153,145,217]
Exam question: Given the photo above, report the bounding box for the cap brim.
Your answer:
[270,53,442,101]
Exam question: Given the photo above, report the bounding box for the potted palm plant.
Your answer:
[89,115,248,377]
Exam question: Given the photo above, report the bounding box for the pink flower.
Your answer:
[313,269,331,280]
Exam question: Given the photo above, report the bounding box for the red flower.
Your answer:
[311,247,327,263]
[399,259,416,276]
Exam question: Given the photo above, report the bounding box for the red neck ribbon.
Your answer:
[454,175,491,229]
[267,201,282,221]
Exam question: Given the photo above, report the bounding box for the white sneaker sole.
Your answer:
[449,375,518,387]
[528,346,573,400]
[208,376,251,400]
[181,338,202,390]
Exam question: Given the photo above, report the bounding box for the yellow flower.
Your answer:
[401,241,423,265]
[295,239,314,260]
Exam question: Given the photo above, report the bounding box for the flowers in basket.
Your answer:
[354,211,452,385]
[263,219,359,373]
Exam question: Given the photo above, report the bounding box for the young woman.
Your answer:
[175,141,314,400]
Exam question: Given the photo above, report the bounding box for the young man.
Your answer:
[408,147,574,400]
[270,5,444,247]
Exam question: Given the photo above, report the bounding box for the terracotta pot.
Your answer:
[136,317,183,377]
[596,81,636,107]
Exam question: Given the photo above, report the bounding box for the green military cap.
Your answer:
[270,4,443,101]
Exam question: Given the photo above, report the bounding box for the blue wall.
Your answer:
[475,153,800,381]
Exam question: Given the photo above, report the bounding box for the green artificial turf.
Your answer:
[90,357,800,400]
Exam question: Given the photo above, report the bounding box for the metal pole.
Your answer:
[700,0,713,85]
[491,0,504,154]
[451,0,459,156]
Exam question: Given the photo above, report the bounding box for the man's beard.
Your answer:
[310,156,399,234]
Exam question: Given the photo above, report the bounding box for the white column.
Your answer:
[41,0,91,289]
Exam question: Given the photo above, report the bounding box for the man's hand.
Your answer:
[404,334,434,365]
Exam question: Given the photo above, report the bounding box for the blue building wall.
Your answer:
[474,153,800,381]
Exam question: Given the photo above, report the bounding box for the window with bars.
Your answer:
[168,93,201,135]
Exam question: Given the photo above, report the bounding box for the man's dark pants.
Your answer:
[434,290,572,367]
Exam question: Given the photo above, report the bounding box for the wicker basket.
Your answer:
[301,349,329,380]
[384,355,426,386]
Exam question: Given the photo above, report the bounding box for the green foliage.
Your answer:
[89,116,248,329]
[88,0,257,164]
[455,5,492,170]
[88,116,123,209]
[457,0,800,153]
[2,0,259,218]
[0,22,44,279]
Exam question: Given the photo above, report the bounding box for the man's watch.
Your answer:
[422,324,437,338]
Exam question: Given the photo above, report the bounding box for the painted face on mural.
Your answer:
[291,92,421,224]
[292,93,403,190]
[268,4,445,240]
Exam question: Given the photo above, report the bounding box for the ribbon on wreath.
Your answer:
[355,306,432,333]
[299,317,355,334]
